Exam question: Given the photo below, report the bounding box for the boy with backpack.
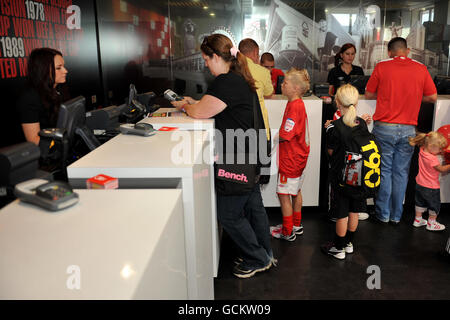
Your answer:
[321,84,381,259]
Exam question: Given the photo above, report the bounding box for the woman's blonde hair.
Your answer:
[285,68,310,95]
[335,84,359,128]
[409,131,448,149]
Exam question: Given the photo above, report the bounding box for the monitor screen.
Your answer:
[434,75,450,94]
[349,75,370,94]
[57,96,86,142]
[58,96,99,151]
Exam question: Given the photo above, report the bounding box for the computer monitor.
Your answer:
[276,75,284,94]
[86,104,126,131]
[434,75,450,94]
[313,83,330,98]
[137,91,158,113]
[0,142,44,208]
[57,96,100,151]
[349,75,370,94]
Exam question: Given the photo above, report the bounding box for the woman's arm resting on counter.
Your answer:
[172,95,226,119]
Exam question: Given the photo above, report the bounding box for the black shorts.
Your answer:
[334,186,367,219]
[415,184,440,214]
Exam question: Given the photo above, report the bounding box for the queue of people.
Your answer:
[17,35,449,279]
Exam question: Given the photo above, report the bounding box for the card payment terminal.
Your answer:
[14,179,79,211]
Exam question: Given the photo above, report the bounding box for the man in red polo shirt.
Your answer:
[365,37,437,224]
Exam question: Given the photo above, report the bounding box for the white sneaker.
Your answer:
[413,218,427,227]
[321,242,346,260]
[358,212,369,220]
[345,242,354,254]
[270,225,296,241]
[426,221,446,231]
[293,224,304,235]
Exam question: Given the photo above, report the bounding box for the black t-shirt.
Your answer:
[326,116,368,187]
[16,86,55,129]
[327,64,364,92]
[206,71,254,157]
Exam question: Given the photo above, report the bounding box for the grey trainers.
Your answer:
[232,260,272,278]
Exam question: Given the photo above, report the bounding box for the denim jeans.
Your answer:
[216,185,272,269]
[372,122,415,222]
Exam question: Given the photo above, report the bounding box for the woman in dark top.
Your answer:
[171,34,274,278]
[327,43,364,96]
[17,48,68,145]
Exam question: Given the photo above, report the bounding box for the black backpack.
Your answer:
[333,118,381,198]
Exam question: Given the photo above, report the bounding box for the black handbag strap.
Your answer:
[252,93,263,132]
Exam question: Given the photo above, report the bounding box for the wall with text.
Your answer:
[0,0,101,148]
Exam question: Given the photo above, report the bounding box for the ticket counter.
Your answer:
[0,189,187,299]
[67,131,214,300]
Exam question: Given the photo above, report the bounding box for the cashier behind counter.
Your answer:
[327,43,364,96]
[17,48,68,146]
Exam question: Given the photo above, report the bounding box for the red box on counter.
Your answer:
[86,174,119,189]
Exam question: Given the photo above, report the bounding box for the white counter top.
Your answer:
[67,130,214,299]
[0,189,186,299]
[142,108,215,131]
[68,130,210,179]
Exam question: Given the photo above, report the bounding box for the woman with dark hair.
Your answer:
[171,33,275,278]
[17,47,68,145]
[327,43,364,96]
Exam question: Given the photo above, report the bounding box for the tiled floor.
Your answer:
[214,207,450,300]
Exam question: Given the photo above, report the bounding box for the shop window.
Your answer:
[421,8,434,24]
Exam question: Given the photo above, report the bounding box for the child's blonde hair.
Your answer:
[409,131,448,149]
[285,68,310,95]
[335,84,359,128]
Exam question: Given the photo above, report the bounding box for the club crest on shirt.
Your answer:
[284,118,295,132]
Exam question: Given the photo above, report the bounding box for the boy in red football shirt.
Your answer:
[270,68,310,241]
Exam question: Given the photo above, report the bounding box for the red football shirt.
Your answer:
[271,68,285,92]
[333,110,342,120]
[365,56,436,125]
[278,99,310,177]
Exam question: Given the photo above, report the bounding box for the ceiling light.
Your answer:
[210,13,215,17]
